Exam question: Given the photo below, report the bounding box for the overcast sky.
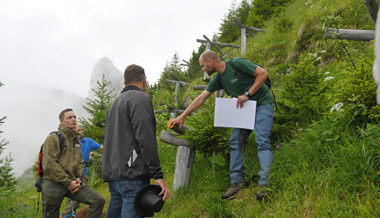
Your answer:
[0,0,241,176]
[0,0,239,97]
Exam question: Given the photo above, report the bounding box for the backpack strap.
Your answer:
[228,57,240,75]
[229,58,278,110]
[229,58,272,89]
[51,131,66,151]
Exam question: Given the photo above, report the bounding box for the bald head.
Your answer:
[200,50,220,62]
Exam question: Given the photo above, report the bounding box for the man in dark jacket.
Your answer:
[42,108,105,218]
[102,64,170,218]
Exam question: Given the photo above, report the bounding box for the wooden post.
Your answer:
[364,0,379,25]
[241,27,246,55]
[203,42,211,80]
[324,28,375,41]
[373,7,380,104]
[175,82,179,110]
[159,82,196,191]
[160,129,195,191]
[173,146,195,190]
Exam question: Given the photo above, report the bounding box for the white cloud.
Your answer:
[0,0,241,175]
[0,0,238,97]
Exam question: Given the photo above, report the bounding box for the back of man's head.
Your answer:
[200,50,220,62]
[124,64,145,84]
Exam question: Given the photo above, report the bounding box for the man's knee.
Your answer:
[97,196,105,206]
[91,193,105,207]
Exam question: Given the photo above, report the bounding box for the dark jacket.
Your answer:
[102,85,164,181]
[42,124,84,187]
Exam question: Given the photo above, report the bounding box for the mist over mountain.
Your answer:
[89,57,123,98]
[0,57,123,177]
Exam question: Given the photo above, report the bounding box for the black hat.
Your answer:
[134,185,165,217]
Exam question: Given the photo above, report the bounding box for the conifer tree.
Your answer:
[0,82,16,189]
[79,75,115,184]
[80,75,115,143]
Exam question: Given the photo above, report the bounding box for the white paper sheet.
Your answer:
[214,98,257,130]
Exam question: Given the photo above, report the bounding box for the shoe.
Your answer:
[221,182,246,199]
[256,185,267,201]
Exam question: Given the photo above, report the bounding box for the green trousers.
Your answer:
[62,175,89,216]
[42,179,105,218]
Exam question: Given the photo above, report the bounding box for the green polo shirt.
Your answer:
[206,57,274,105]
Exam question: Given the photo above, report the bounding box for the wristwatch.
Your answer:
[244,91,251,97]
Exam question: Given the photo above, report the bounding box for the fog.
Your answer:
[0,57,123,176]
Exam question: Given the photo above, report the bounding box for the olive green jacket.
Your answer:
[42,124,84,187]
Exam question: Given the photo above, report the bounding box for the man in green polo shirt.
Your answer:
[171,50,274,201]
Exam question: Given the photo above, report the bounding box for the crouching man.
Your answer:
[41,108,105,218]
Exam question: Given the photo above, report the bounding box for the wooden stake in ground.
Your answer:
[161,118,195,191]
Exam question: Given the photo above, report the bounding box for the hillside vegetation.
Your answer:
[2,0,379,217]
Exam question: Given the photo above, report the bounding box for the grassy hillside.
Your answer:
[2,0,379,217]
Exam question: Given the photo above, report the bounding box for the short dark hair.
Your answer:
[124,64,145,84]
[200,50,220,62]
[59,108,73,121]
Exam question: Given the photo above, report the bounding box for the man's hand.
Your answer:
[67,179,81,194]
[170,116,185,129]
[154,179,170,201]
[236,95,249,108]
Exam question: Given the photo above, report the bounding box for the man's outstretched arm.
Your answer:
[171,90,212,128]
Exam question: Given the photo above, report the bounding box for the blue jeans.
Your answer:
[106,179,150,218]
[229,103,274,186]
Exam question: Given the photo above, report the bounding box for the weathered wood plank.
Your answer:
[203,35,225,56]
[165,79,190,85]
[364,0,379,25]
[172,146,195,191]
[241,27,246,55]
[229,19,265,33]
[193,85,207,90]
[159,131,192,147]
[373,7,380,104]
[197,39,240,48]
[154,109,185,114]
[324,28,375,41]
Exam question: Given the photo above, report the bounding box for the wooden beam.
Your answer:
[203,35,225,56]
[193,85,207,90]
[160,130,192,147]
[167,118,194,134]
[364,0,379,25]
[165,79,190,85]
[197,39,240,48]
[324,28,375,41]
[229,19,265,33]
[154,109,185,114]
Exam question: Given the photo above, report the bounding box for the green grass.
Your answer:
[2,0,379,217]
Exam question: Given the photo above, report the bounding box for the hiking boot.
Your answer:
[221,182,246,199]
[256,185,267,201]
